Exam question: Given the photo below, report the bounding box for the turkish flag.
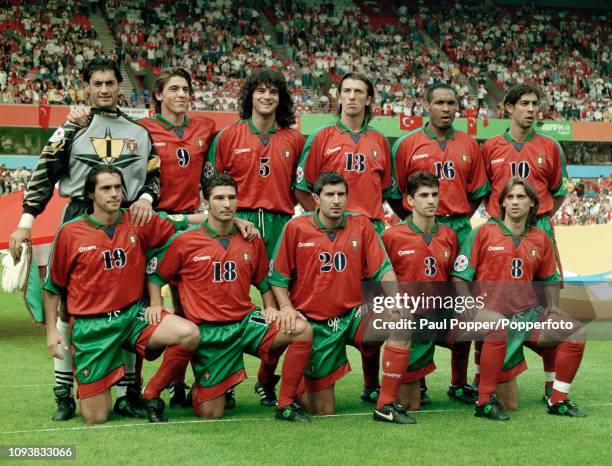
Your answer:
[466,108,477,136]
[399,114,423,131]
[38,104,51,129]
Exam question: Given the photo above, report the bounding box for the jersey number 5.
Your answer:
[259,157,271,177]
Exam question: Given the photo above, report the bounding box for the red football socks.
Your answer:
[143,345,195,400]
[376,345,410,409]
[277,340,312,408]
[477,331,506,405]
[550,341,585,404]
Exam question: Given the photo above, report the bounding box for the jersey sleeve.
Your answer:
[466,138,490,201]
[138,134,161,204]
[252,237,270,293]
[146,233,183,286]
[268,221,294,288]
[447,229,459,276]
[204,130,224,181]
[294,129,324,193]
[141,212,189,249]
[23,122,79,217]
[548,139,571,198]
[42,225,73,295]
[291,132,306,177]
[380,135,394,199]
[451,225,481,281]
[536,233,561,283]
[389,133,413,200]
[363,220,393,282]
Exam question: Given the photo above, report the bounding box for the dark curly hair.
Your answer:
[239,70,296,128]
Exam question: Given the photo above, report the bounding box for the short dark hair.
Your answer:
[83,57,123,84]
[313,171,348,196]
[406,171,439,197]
[503,84,541,107]
[203,174,238,200]
[426,83,457,102]
[239,70,296,128]
[498,176,540,227]
[83,164,125,199]
[337,72,375,123]
[153,67,193,114]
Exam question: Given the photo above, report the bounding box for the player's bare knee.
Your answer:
[293,319,312,342]
[181,321,200,349]
[83,411,108,425]
[201,405,224,420]
[568,325,587,343]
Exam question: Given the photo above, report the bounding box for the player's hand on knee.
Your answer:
[144,305,163,324]
[261,307,278,324]
[46,328,67,359]
[277,306,299,334]
[129,198,153,227]
[9,227,31,261]
[67,106,90,126]
[546,306,570,318]
[234,217,260,241]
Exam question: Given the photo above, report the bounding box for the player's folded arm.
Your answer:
[467,180,491,201]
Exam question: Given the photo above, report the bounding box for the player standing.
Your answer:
[389,83,489,404]
[294,72,394,404]
[483,83,572,399]
[205,69,305,406]
[270,172,415,424]
[452,177,586,420]
[42,164,200,425]
[145,174,313,422]
[9,57,160,421]
[382,172,460,410]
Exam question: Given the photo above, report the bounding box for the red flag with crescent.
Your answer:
[38,104,51,130]
[466,108,477,136]
[399,114,423,131]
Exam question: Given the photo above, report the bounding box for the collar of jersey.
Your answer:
[336,117,367,136]
[490,217,529,237]
[248,118,276,135]
[91,107,121,119]
[154,113,189,130]
[503,128,535,144]
[403,215,439,234]
[201,220,236,239]
[312,209,347,230]
[84,208,125,229]
[422,122,455,141]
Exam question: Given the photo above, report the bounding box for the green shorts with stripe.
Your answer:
[236,210,292,258]
[304,305,379,392]
[401,341,436,383]
[437,215,472,246]
[70,301,165,399]
[192,309,278,404]
[499,307,546,381]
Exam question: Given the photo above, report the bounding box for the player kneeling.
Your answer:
[145,174,313,422]
[43,165,200,425]
[269,172,413,424]
[452,177,586,420]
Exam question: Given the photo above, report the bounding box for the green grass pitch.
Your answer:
[1,285,611,465]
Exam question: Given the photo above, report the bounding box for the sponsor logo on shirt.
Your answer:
[193,255,212,262]
[153,142,166,147]
[234,148,251,154]
[78,245,97,253]
[326,146,342,155]
[412,153,429,160]
[487,246,505,251]
[491,158,504,165]
[398,249,416,256]
[298,242,315,248]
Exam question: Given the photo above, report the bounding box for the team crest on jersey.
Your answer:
[461,154,468,162]
[127,139,138,153]
[531,249,536,256]
[444,250,449,259]
[454,255,469,272]
[283,149,291,159]
[146,257,158,274]
[536,155,544,165]
[372,149,378,159]
[49,127,65,143]
[351,239,359,250]
[90,128,125,162]
[82,368,90,377]
[242,251,250,262]
[296,166,305,184]
[197,137,205,148]
[128,233,137,246]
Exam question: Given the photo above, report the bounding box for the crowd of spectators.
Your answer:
[552,180,612,225]
[563,142,612,165]
[0,164,30,196]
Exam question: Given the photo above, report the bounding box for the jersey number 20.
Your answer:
[319,252,347,272]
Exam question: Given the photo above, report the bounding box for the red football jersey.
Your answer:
[139,115,215,213]
[391,125,489,215]
[382,217,457,281]
[451,218,560,314]
[295,119,392,220]
[44,210,184,316]
[148,222,269,323]
[205,119,305,215]
[269,212,393,320]
[483,129,570,217]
